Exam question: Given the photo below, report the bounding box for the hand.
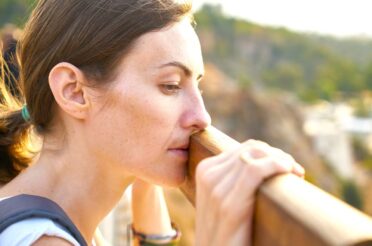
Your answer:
[194,140,305,246]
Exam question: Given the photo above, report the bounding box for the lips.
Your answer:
[168,142,190,159]
[168,149,189,160]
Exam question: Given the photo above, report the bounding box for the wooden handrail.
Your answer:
[180,126,372,246]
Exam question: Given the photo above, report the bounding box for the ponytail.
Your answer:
[0,46,34,184]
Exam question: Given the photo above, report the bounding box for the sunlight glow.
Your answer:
[193,0,372,38]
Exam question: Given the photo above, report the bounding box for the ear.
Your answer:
[49,62,90,120]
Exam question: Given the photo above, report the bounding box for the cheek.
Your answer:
[107,85,181,164]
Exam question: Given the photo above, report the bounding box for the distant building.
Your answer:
[304,102,355,178]
[342,117,372,135]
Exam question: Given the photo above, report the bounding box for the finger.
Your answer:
[242,141,305,178]
[266,147,305,177]
[196,144,252,244]
[219,154,295,227]
[214,161,259,239]
[195,166,238,245]
[204,158,243,244]
[207,143,243,164]
[240,153,293,190]
[293,162,305,177]
[196,149,242,219]
[196,157,235,194]
[198,156,250,245]
[241,140,286,162]
[196,143,256,190]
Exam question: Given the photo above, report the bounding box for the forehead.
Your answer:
[121,19,204,74]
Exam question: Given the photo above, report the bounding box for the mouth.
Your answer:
[168,148,189,160]
[168,143,190,160]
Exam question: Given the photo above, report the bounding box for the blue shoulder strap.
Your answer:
[0,194,87,246]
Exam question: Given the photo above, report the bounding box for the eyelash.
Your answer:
[159,83,204,96]
[160,83,181,95]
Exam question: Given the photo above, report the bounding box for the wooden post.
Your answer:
[180,126,372,246]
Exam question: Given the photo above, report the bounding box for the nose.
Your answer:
[181,89,212,132]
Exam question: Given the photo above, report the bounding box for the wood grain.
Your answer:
[180,126,372,246]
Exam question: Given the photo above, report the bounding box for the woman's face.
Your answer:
[87,19,211,186]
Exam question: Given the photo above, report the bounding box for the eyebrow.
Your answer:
[158,61,204,80]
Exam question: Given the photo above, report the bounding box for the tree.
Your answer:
[0,0,34,27]
[364,61,372,90]
[341,179,363,210]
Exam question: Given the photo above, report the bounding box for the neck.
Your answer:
[3,137,135,242]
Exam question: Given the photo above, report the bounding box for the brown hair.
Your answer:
[0,0,192,184]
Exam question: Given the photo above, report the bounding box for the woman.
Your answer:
[0,0,305,245]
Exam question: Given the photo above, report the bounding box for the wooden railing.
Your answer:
[181,126,372,246]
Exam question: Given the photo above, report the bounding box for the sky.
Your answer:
[193,0,372,38]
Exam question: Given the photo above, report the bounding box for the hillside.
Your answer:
[308,34,372,66]
[195,4,372,102]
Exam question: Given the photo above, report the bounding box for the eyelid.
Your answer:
[158,70,183,81]
[159,82,181,95]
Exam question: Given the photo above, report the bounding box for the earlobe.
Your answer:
[49,62,90,120]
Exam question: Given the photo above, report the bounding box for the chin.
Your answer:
[164,175,186,187]
[153,170,187,188]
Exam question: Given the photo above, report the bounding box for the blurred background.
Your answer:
[1,0,372,245]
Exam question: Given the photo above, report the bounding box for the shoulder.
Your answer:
[0,218,79,246]
[32,236,73,246]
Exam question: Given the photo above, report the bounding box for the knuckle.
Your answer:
[272,148,296,164]
[248,146,267,159]
[255,140,271,149]
[275,148,293,159]
[242,139,258,147]
[244,139,254,144]
[244,141,271,154]
[285,153,296,163]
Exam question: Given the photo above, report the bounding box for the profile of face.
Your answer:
[86,18,211,187]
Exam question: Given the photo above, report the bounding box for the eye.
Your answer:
[160,83,181,95]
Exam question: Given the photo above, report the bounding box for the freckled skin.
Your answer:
[84,19,211,187]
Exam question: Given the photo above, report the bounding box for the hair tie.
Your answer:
[21,105,31,122]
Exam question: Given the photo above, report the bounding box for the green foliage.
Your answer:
[262,62,304,91]
[3,2,372,102]
[351,98,372,117]
[308,35,372,66]
[195,4,372,102]
[0,0,34,27]
[340,179,363,210]
[364,62,372,90]
[351,137,372,170]
[362,159,372,169]
[237,73,252,89]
